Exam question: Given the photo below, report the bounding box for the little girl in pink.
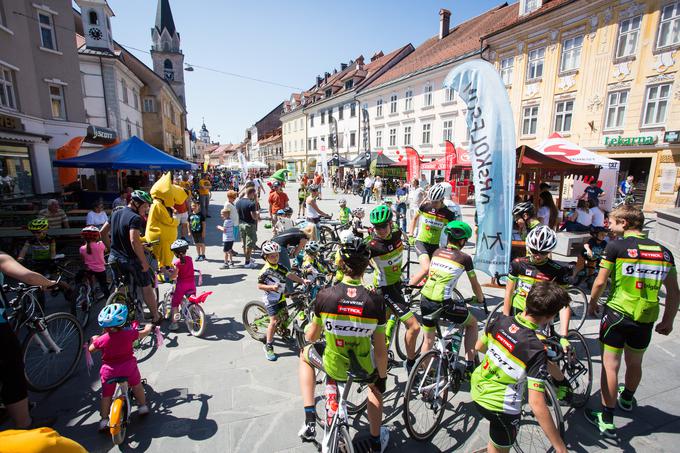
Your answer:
[169,239,196,331]
[89,303,152,431]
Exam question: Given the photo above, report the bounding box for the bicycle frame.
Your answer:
[321,376,354,453]
[109,380,131,440]
[7,286,63,354]
[418,323,466,402]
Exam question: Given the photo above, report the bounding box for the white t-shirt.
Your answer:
[374,179,383,190]
[590,207,605,227]
[364,177,374,188]
[537,206,551,226]
[86,210,108,228]
[408,187,425,209]
[576,209,593,226]
[223,201,239,225]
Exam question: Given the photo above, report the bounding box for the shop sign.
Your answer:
[86,125,117,144]
[604,135,657,147]
[0,113,21,131]
[664,130,680,144]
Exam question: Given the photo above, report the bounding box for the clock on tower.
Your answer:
[164,69,174,81]
[88,27,103,40]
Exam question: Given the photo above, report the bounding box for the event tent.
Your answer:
[53,136,197,170]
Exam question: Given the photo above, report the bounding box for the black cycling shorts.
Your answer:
[599,305,654,353]
[414,240,438,259]
[420,295,469,330]
[0,324,28,405]
[302,342,326,372]
[474,402,520,448]
[379,283,413,322]
[110,258,153,288]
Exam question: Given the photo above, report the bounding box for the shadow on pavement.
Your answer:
[200,272,247,286]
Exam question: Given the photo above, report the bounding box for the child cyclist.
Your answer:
[216,212,235,269]
[472,281,569,453]
[351,207,369,238]
[503,225,573,401]
[571,226,608,280]
[258,241,309,361]
[17,218,56,267]
[338,199,352,225]
[301,241,328,279]
[168,239,196,331]
[79,226,110,299]
[419,220,484,373]
[89,304,152,431]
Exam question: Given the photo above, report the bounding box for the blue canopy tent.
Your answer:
[53,136,197,170]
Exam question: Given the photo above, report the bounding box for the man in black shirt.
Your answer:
[101,190,160,323]
[236,188,260,268]
[581,180,604,206]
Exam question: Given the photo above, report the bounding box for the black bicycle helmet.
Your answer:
[512,201,534,217]
[339,238,370,272]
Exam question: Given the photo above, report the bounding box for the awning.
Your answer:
[536,133,620,171]
[517,145,600,180]
[327,156,350,166]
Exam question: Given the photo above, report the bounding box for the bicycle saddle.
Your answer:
[422,306,445,324]
[105,376,129,385]
[188,291,212,304]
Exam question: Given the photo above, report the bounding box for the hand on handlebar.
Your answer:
[559,337,571,352]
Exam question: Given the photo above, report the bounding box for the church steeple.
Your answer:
[150,0,185,106]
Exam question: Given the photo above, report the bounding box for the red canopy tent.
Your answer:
[421,148,472,170]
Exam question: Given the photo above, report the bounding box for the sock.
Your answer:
[406,358,416,369]
[620,388,635,401]
[370,434,381,451]
[304,406,315,424]
[602,406,615,424]
[266,342,273,349]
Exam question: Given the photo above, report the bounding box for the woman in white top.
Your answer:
[373,176,383,201]
[565,199,592,232]
[588,198,605,227]
[537,191,559,229]
[406,179,425,233]
[305,185,330,225]
[86,201,108,229]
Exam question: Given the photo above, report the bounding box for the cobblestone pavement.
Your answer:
[10,182,680,452]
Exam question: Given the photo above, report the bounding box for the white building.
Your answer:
[281,93,307,178]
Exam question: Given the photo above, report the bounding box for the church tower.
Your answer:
[150,0,185,106]
[76,0,115,53]
[199,119,210,143]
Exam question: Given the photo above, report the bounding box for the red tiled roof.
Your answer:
[366,3,517,89]
[483,0,576,39]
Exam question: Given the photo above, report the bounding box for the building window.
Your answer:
[338,105,344,120]
[389,94,397,114]
[442,120,453,142]
[560,36,583,72]
[403,126,412,146]
[389,128,397,147]
[126,120,132,137]
[500,57,514,85]
[616,16,641,58]
[38,11,57,50]
[404,89,413,111]
[0,66,16,109]
[313,137,317,150]
[307,139,312,150]
[349,131,356,147]
[604,90,628,130]
[88,10,99,25]
[344,80,353,90]
[48,84,65,119]
[642,84,671,126]
[376,130,382,147]
[350,103,356,117]
[310,114,314,127]
[143,97,154,112]
[553,100,574,133]
[121,79,128,104]
[136,121,141,136]
[424,84,433,106]
[422,123,431,145]
[445,86,456,102]
[522,105,539,135]
[376,99,383,117]
[328,107,334,121]
[321,110,325,124]
[133,90,139,109]
[526,47,545,80]
[657,1,680,49]
[337,132,344,148]
[325,88,332,98]
[522,0,541,15]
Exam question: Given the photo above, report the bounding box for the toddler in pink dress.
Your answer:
[169,239,196,331]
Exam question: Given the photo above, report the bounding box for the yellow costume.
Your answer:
[145,172,186,268]
[0,428,87,453]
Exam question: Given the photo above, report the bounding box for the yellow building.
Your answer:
[281,93,308,179]
[484,0,680,210]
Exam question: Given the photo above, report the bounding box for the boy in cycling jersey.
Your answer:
[419,221,484,374]
[586,205,678,439]
[367,205,421,373]
[301,241,328,279]
[258,241,309,361]
[473,281,569,453]
[338,199,351,225]
[503,225,573,400]
[17,218,56,267]
[298,238,389,452]
[571,226,608,280]
[512,201,540,240]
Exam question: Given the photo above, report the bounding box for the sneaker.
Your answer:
[169,322,179,331]
[263,344,277,361]
[195,256,204,262]
[220,263,230,269]
[297,421,316,441]
[584,409,617,439]
[246,262,258,269]
[372,426,390,453]
[617,385,636,412]
[138,405,150,416]
[98,418,109,432]
[201,255,207,261]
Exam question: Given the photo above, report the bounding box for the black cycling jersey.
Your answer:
[272,228,307,248]
[508,257,570,311]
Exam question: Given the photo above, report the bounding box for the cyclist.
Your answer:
[168,239,196,331]
[338,199,352,225]
[297,238,389,452]
[502,225,573,400]
[351,207,369,238]
[79,226,110,300]
[367,205,421,372]
[571,226,608,281]
[333,229,356,283]
[301,241,328,279]
[419,221,484,371]
[100,190,161,324]
[473,281,569,453]
[512,201,540,240]
[586,205,678,439]
[17,218,56,268]
[257,241,309,361]
[407,183,455,286]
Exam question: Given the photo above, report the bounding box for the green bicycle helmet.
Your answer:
[28,217,49,231]
[444,220,473,241]
[131,190,152,204]
[369,205,393,226]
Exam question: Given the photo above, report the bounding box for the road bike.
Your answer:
[107,376,147,445]
[2,280,83,392]
[160,279,210,337]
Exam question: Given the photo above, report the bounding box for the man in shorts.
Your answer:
[586,205,678,439]
[236,188,260,269]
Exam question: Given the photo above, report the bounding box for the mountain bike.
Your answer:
[2,280,83,392]
[402,297,478,440]
[107,377,147,446]
[318,219,348,244]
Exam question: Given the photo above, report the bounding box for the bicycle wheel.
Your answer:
[562,330,592,408]
[133,330,157,363]
[22,312,83,392]
[161,290,172,320]
[242,301,269,342]
[185,303,207,337]
[331,425,355,453]
[514,383,564,453]
[484,302,504,334]
[345,382,369,415]
[565,287,587,332]
[403,349,449,441]
[71,283,92,328]
[110,396,128,445]
[319,225,336,244]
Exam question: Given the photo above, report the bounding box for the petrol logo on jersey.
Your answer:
[338,305,363,316]
[640,251,663,260]
[495,333,515,352]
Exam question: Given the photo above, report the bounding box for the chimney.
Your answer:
[316,75,322,87]
[439,9,451,40]
[356,55,364,69]
[341,63,348,70]
[371,51,384,62]
[324,72,330,83]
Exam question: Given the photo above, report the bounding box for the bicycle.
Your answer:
[72,268,109,328]
[2,280,83,392]
[318,219,349,244]
[107,376,146,446]
[160,275,210,337]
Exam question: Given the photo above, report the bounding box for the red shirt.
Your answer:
[313,175,322,185]
[268,191,289,214]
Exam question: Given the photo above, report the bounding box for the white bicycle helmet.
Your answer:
[261,240,281,255]
[338,198,347,206]
[305,241,321,253]
[352,207,364,216]
[170,238,190,252]
[338,229,356,245]
[525,225,557,253]
[427,183,446,201]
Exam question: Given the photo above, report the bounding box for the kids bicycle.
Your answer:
[160,276,210,337]
[107,376,147,445]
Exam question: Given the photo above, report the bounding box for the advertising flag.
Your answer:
[443,60,516,277]
[329,117,339,166]
[405,147,420,184]
[444,140,457,182]
[361,108,371,164]
[238,151,248,180]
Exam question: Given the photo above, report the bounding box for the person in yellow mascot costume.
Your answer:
[145,172,187,270]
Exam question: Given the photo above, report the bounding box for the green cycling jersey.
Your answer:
[415,201,455,245]
[421,245,475,301]
[367,230,404,287]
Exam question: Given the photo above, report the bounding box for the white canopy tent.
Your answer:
[247,161,268,169]
[536,133,620,211]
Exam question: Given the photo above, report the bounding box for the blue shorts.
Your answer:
[265,299,286,317]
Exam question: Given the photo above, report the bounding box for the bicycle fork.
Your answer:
[31,321,62,354]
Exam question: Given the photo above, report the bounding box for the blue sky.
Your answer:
[98,0,507,144]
